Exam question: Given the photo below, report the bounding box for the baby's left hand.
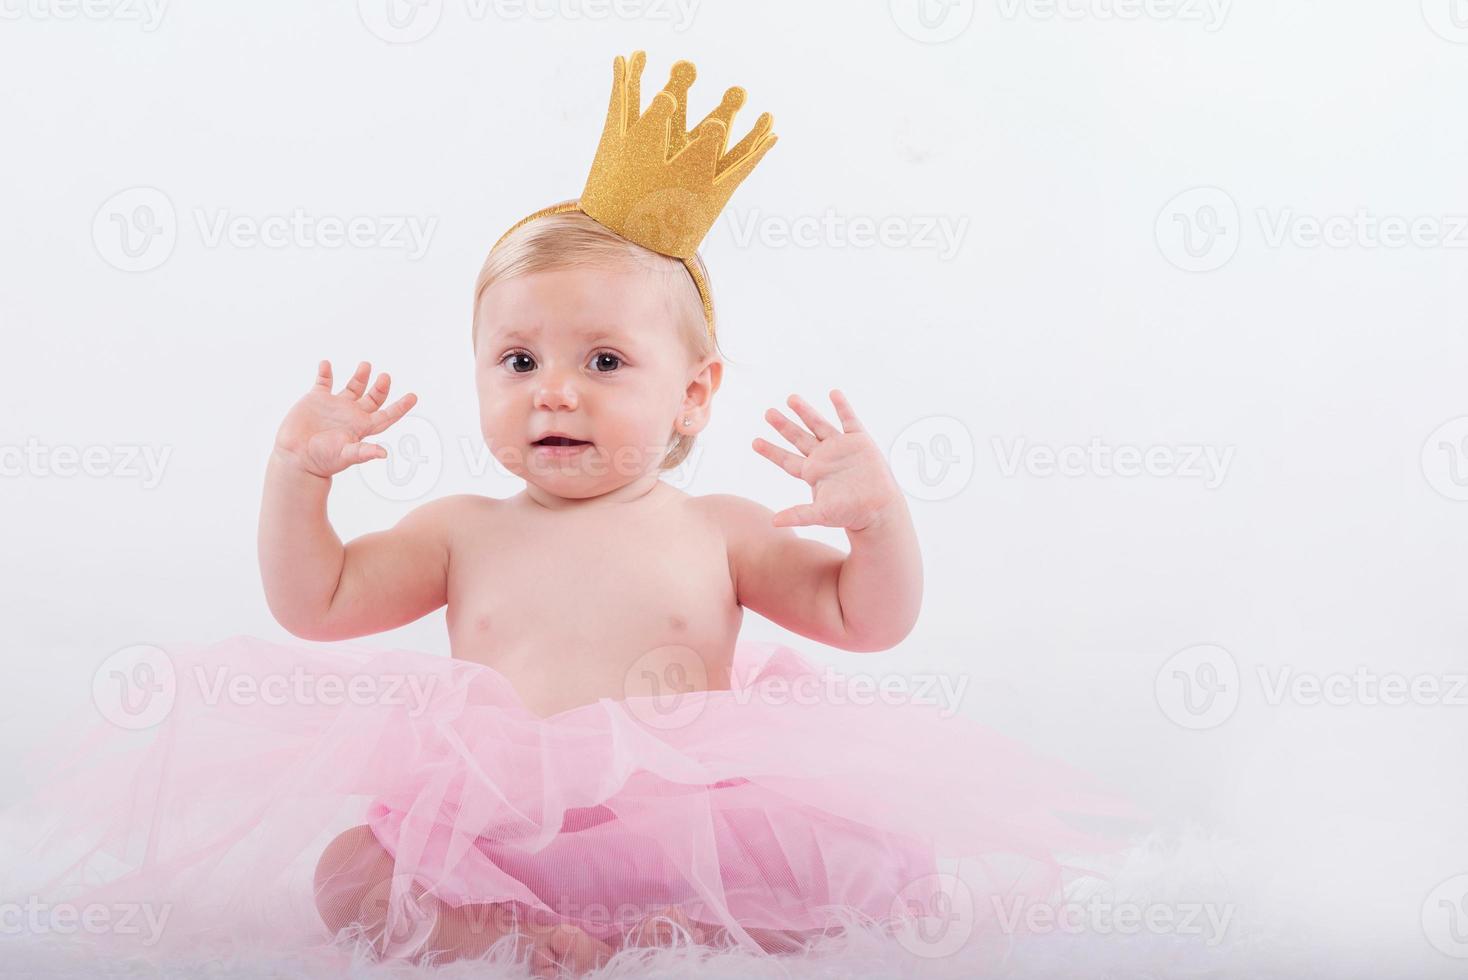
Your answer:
[752,390,901,532]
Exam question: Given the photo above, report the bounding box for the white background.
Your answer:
[3,0,1468,974]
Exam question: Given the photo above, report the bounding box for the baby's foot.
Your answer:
[526,921,615,979]
[621,904,708,948]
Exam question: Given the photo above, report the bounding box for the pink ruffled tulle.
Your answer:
[0,635,1140,968]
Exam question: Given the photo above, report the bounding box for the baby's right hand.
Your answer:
[271,360,418,479]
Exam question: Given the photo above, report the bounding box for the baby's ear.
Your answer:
[686,357,721,403]
[701,357,723,395]
[682,358,721,420]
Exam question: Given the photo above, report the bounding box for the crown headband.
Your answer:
[491,50,779,341]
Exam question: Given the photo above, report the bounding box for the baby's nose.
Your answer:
[532,371,579,411]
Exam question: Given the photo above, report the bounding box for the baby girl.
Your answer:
[0,51,1122,979]
[258,209,923,973]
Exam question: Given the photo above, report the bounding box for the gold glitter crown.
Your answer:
[492,50,779,339]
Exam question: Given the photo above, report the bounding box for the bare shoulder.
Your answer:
[686,491,849,643]
[686,492,783,594]
[395,493,501,545]
[688,492,777,536]
[402,492,498,523]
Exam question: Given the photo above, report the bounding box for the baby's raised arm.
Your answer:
[258,360,449,642]
[724,390,924,652]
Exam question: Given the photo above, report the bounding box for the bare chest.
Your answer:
[444,493,742,716]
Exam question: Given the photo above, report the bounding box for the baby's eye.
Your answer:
[502,352,536,373]
[590,351,623,373]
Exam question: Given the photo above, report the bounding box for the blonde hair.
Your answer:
[472,210,722,471]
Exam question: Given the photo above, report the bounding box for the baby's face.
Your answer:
[474,262,714,499]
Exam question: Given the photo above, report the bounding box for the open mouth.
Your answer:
[533,436,593,447]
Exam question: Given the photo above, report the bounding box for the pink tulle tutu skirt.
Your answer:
[0,635,1139,970]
